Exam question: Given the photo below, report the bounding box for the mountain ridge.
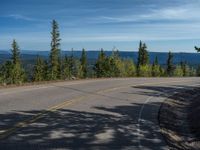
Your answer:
[0,50,200,66]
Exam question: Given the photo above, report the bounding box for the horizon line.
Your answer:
[0,49,198,54]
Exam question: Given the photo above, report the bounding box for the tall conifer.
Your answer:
[80,48,87,78]
[166,51,174,76]
[49,20,61,80]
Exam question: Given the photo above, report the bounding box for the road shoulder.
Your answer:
[159,87,200,149]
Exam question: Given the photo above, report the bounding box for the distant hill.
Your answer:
[0,50,200,67]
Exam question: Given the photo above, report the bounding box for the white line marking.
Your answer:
[137,89,175,149]
[136,84,199,149]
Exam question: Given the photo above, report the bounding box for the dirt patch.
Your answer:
[159,88,200,150]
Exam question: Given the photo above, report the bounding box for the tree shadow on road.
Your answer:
[0,84,199,150]
[132,84,200,149]
[0,103,167,150]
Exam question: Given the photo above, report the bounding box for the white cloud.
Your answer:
[6,14,35,21]
[93,3,200,23]
[4,14,48,22]
[62,33,200,43]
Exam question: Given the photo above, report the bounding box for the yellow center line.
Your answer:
[0,79,197,140]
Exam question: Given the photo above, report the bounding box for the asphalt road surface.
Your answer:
[0,78,199,150]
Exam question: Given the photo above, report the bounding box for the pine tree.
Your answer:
[137,41,143,69]
[180,61,190,77]
[173,65,183,77]
[195,46,200,52]
[159,66,165,76]
[152,56,160,77]
[11,40,20,64]
[62,53,81,79]
[138,65,152,77]
[137,41,150,76]
[80,48,87,78]
[0,65,3,84]
[154,56,158,65]
[49,20,61,80]
[44,60,48,80]
[94,49,106,77]
[73,59,82,78]
[69,49,76,78]
[190,67,197,76]
[62,56,71,79]
[58,56,62,79]
[166,51,174,76]
[124,59,136,77]
[197,65,200,76]
[195,45,200,76]
[10,40,25,84]
[141,43,149,65]
[33,56,46,81]
[108,50,122,77]
[137,42,149,67]
[0,61,13,84]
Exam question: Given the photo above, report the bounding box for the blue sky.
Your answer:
[1,0,200,52]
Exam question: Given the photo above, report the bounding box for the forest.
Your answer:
[0,20,199,85]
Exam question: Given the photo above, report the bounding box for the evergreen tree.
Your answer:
[62,56,71,79]
[137,42,149,67]
[195,46,200,52]
[99,49,126,78]
[137,41,143,69]
[10,40,25,84]
[69,49,77,78]
[124,59,136,77]
[190,67,197,76]
[108,50,122,77]
[49,20,61,80]
[58,56,62,79]
[180,61,190,77]
[195,46,200,76]
[0,65,3,84]
[159,66,165,77]
[0,61,13,84]
[137,41,150,76]
[166,51,174,76]
[197,65,200,76]
[73,59,82,78]
[44,60,48,79]
[141,43,149,65]
[11,40,20,64]
[173,65,183,77]
[152,56,160,77]
[33,56,46,81]
[154,56,158,65]
[80,48,87,78]
[138,65,152,77]
[94,49,107,77]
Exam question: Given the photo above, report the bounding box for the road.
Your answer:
[0,78,199,150]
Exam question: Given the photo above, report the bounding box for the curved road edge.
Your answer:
[158,86,200,150]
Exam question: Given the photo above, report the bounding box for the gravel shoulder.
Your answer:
[159,87,200,150]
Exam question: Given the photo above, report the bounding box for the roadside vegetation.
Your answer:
[0,20,198,85]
